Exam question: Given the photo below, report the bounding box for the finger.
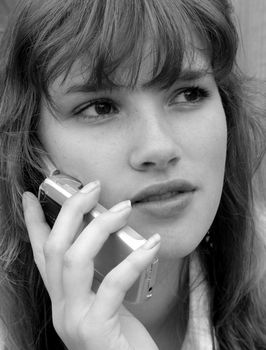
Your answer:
[49,180,101,243]
[90,234,161,319]
[22,192,50,288]
[44,181,101,302]
[62,201,132,303]
[65,200,132,264]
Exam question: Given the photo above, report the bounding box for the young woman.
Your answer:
[0,0,265,349]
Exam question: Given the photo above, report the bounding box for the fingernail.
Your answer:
[142,233,161,250]
[109,200,131,212]
[80,180,100,193]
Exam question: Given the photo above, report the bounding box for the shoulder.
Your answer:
[254,201,266,243]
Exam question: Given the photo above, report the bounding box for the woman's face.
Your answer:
[38,48,227,259]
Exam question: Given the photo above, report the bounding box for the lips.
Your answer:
[131,180,196,205]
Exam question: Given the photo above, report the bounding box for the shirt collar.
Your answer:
[181,253,217,350]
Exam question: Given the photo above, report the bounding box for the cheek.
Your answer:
[206,115,227,176]
[38,118,125,205]
[194,110,227,210]
[186,105,227,173]
[38,115,93,175]
[43,133,115,179]
[195,110,227,225]
[180,108,227,242]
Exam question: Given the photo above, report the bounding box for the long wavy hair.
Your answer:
[0,0,265,349]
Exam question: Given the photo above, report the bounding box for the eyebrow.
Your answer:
[178,68,210,81]
[65,81,115,94]
[65,68,210,95]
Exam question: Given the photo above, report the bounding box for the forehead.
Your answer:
[49,37,210,96]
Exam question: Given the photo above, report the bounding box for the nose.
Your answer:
[129,112,180,172]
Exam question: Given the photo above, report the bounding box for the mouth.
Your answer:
[131,180,196,205]
[133,190,189,204]
[130,180,196,218]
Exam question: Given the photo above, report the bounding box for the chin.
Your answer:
[128,209,212,258]
[156,232,205,260]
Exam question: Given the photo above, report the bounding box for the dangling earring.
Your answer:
[204,230,214,249]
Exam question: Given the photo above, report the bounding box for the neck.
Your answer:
[124,257,189,348]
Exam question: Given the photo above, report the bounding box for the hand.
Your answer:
[22,181,160,350]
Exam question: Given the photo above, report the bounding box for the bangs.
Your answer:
[27,0,238,96]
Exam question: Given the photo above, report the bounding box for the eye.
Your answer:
[74,98,118,121]
[171,86,210,105]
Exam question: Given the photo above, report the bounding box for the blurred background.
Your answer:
[0,0,16,39]
[233,0,266,80]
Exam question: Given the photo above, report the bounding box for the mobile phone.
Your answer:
[38,157,159,303]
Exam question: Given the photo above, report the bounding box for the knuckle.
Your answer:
[125,254,143,273]
[43,241,52,258]
[61,196,76,212]
[102,271,124,292]
[86,215,110,236]
[61,189,99,215]
[43,239,64,258]
[92,210,123,231]
[77,319,100,342]
[61,195,85,218]
[63,250,77,269]
[92,212,110,228]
